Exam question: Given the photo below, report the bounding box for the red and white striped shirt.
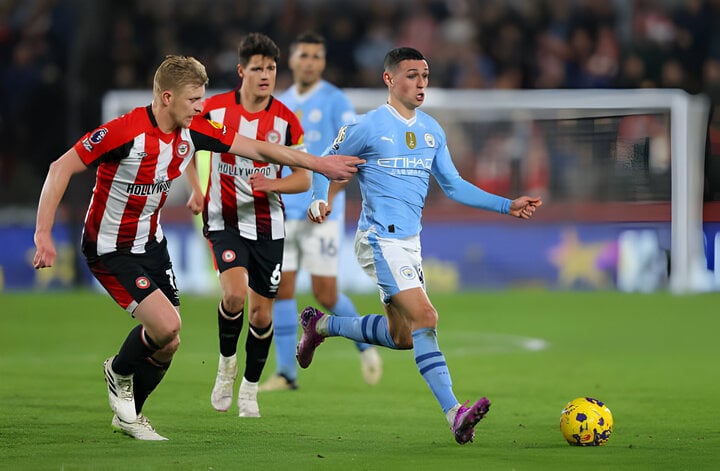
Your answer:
[202,91,304,240]
[74,105,235,258]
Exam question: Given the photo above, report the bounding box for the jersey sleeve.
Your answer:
[284,105,306,152]
[313,120,366,201]
[326,120,366,157]
[73,112,136,167]
[189,116,235,153]
[334,91,357,127]
[431,138,511,214]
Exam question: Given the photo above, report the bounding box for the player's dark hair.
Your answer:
[238,32,280,66]
[383,47,427,72]
[293,31,325,46]
[289,31,325,55]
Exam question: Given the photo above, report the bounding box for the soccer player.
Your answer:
[32,55,361,441]
[184,33,307,417]
[297,47,542,444]
[259,32,382,392]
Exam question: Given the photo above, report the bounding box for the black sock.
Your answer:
[113,325,159,375]
[243,322,273,383]
[218,302,244,357]
[133,357,171,414]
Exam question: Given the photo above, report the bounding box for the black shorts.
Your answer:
[206,229,283,298]
[87,238,179,313]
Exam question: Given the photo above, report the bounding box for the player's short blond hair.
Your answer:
[153,55,208,98]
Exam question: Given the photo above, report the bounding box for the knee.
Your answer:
[149,313,182,347]
[248,306,272,329]
[160,334,181,355]
[153,323,180,348]
[312,282,337,311]
[416,307,438,329]
[152,335,180,363]
[315,291,337,311]
[222,291,246,314]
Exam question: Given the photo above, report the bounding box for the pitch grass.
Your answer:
[1,290,719,470]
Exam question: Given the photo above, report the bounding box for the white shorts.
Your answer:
[282,219,341,276]
[354,229,425,303]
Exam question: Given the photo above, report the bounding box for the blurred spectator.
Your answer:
[614,114,671,200]
[473,121,549,198]
[3,0,720,206]
[704,57,720,199]
[1,0,71,203]
[615,50,654,88]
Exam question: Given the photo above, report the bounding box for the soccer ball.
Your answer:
[559,397,613,446]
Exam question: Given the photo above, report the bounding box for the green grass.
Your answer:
[1,290,719,470]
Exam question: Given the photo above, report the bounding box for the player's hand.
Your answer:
[248,173,275,193]
[509,196,542,220]
[308,199,331,224]
[317,155,364,182]
[186,190,204,215]
[33,231,56,269]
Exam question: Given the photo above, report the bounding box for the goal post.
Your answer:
[342,88,711,294]
[102,88,712,293]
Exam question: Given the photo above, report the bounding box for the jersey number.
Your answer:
[319,237,337,257]
[270,263,282,287]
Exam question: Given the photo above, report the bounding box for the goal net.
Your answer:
[102,88,711,294]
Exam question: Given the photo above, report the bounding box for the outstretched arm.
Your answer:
[228,134,363,181]
[433,145,542,218]
[508,196,543,219]
[185,154,205,215]
[34,148,88,269]
[248,166,311,194]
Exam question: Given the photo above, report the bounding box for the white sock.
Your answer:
[446,404,461,426]
[316,315,330,336]
[240,377,258,392]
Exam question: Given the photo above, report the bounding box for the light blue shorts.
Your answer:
[354,229,425,303]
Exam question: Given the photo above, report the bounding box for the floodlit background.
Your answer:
[2,0,720,292]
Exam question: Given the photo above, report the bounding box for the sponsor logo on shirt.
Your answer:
[377,157,433,169]
[125,180,172,196]
[217,162,272,177]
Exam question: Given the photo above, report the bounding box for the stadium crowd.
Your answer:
[2,0,720,206]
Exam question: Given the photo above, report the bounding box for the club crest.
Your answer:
[424,133,435,148]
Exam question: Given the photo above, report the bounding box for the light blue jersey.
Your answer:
[318,104,512,239]
[278,80,355,221]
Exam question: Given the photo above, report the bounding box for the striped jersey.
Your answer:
[277,80,355,221]
[201,90,304,240]
[73,105,235,258]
